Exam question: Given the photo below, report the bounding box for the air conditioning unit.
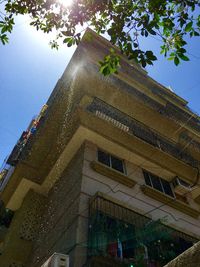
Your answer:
[172,176,191,195]
[41,253,69,267]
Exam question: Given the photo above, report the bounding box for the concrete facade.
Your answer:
[0,29,200,267]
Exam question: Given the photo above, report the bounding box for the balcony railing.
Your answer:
[6,105,48,166]
[87,193,198,267]
[86,98,199,168]
[179,131,200,153]
[0,166,14,192]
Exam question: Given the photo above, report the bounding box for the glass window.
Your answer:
[162,179,174,198]
[97,149,125,173]
[150,174,163,192]
[143,170,174,198]
[98,150,110,167]
[143,171,152,187]
[111,155,124,173]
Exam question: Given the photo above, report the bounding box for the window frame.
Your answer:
[97,149,126,174]
[143,170,175,198]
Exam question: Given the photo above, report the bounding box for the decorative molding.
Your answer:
[141,185,199,219]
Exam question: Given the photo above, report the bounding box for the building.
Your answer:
[0,29,200,267]
[165,241,200,267]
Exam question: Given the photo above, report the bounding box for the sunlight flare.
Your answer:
[58,0,74,8]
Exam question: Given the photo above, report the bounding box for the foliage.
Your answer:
[1,0,200,74]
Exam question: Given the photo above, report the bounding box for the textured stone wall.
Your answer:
[164,241,200,267]
[28,146,84,267]
[19,191,46,242]
[0,190,46,267]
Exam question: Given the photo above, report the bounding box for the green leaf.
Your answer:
[0,0,199,72]
[1,26,8,34]
[194,31,200,36]
[63,37,71,43]
[63,37,74,47]
[146,50,157,61]
[185,21,193,32]
[178,54,190,61]
[0,34,9,45]
[148,29,156,35]
[174,56,180,66]
[141,59,146,68]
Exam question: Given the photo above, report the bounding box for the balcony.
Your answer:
[0,165,15,192]
[6,105,48,167]
[86,98,199,168]
[179,131,200,153]
[87,193,198,267]
[6,131,29,166]
[107,68,200,133]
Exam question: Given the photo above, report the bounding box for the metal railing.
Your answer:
[87,194,198,267]
[5,105,48,167]
[87,98,199,168]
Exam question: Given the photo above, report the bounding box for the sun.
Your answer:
[58,0,74,7]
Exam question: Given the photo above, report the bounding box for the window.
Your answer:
[97,149,125,173]
[143,170,174,198]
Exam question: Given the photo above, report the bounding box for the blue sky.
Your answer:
[0,15,200,167]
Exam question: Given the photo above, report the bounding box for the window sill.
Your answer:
[141,185,199,219]
[91,161,136,188]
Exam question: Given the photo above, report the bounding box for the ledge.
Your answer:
[91,161,136,188]
[141,185,200,219]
